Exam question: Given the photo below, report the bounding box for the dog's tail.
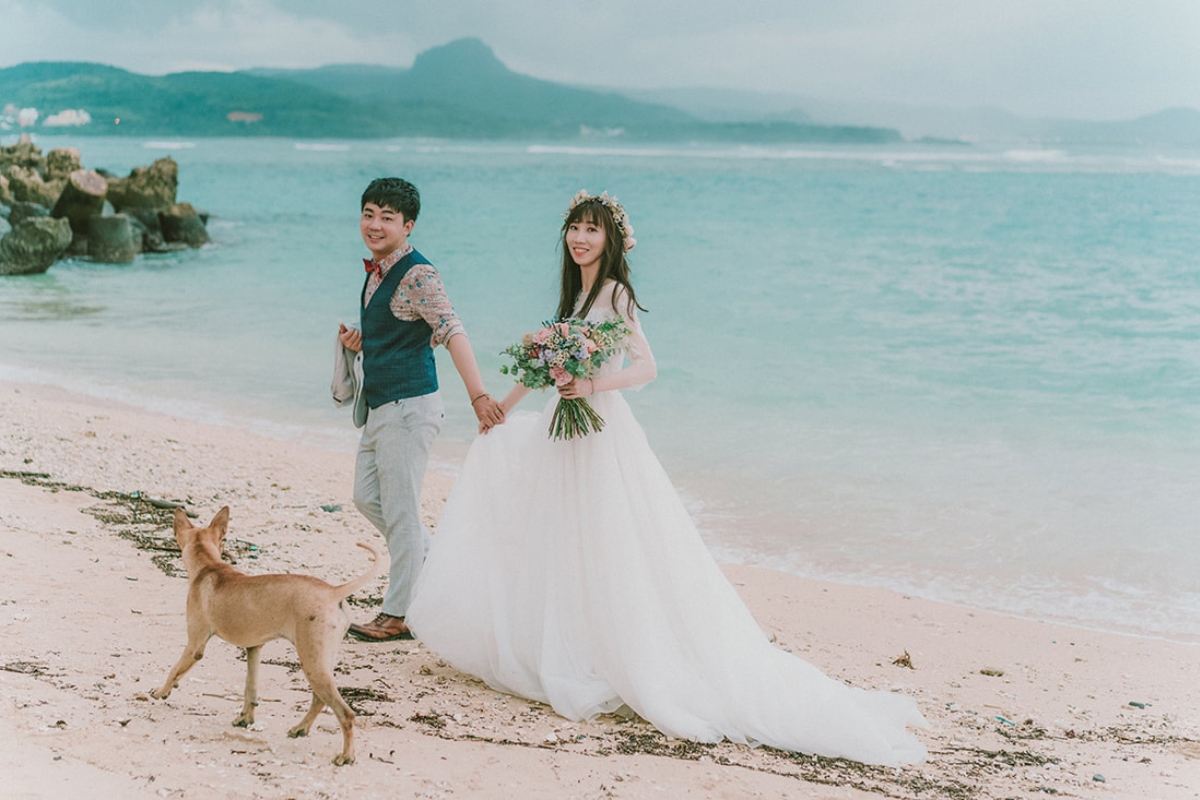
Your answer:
[336,540,386,598]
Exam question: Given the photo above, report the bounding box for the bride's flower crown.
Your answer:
[567,189,637,251]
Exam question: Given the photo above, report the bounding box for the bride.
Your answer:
[405,190,928,766]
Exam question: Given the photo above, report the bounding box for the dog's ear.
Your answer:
[173,507,191,535]
[212,506,231,551]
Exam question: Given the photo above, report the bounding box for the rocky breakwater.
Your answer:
[0,135,210,276]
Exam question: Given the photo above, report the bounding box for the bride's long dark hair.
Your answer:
[556,198,647,321]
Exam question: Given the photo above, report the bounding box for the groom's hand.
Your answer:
[338,323,362,352]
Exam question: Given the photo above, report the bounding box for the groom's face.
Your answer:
[361,202,415,261]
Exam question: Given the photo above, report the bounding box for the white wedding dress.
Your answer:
[407,282,928,766]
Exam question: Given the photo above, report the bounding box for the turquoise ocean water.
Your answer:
[3,135,1199,642]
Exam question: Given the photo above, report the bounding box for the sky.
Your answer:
[1,0,1197,121]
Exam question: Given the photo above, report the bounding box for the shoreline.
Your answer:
[2,379,1199,798]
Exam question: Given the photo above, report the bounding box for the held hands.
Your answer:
[557,377,594,400]
[473,393,506,434]
[475,379,590,435]
[338,323,362,353]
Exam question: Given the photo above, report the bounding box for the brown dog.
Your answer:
[151,506,383,765]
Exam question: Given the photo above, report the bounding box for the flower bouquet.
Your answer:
[501,317,630,440]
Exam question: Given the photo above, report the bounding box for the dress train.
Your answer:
[407,391,928,766]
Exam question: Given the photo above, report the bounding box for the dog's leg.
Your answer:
[287,631,326,741]
[233,645,261,727]
[288,695,325,740]
[150,630,213,700]
[320,678,357,766]
[289,628,357,765]
[300,667,356,766]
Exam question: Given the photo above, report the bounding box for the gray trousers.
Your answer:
[353,391,444,617]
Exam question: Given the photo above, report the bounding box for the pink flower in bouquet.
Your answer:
[500,316,631,440]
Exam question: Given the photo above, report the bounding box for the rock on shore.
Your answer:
[0,134,209,276]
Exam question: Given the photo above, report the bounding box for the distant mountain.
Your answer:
[0,61,394,137]
[1041,107,1200,147]
[850,103,1200,147]
[623,86,815,124]
[628,86,1200,147]
[0,39,900,143]
[245,38,697,138]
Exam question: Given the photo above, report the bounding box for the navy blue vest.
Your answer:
[360,249,439,408]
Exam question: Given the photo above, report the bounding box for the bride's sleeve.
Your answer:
[590,286,656,393]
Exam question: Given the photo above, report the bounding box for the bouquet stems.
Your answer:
[549,398,606,440]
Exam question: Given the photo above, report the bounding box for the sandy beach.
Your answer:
[1,379,1197,799]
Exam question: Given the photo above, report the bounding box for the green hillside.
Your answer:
[1,39,902,143]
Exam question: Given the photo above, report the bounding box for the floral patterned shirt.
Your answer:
[362,243,465,348]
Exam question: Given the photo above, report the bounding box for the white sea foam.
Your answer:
[1153,154,1200,172]
[1002,148,1067,162]
[143,141,196,149]
[0,362,227,428]
[294,143,351,151]
[525,141,1200,174]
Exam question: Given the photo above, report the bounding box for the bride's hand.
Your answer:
[478,399,511,434]
[558,377,593,399]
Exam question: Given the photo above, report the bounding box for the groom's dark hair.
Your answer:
[362,177,420,222]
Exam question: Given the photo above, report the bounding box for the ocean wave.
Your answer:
[1002,149,1067,162]
[1154,154,1200,171]
[143,141,196,150]
[749,556,1200,645]
[527,144,700,158]
[294,143,351,152]
[526,143,1032,168]
[0,360,360,455]
[523,142,1200,175]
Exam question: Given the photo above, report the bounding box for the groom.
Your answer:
[339,177,504,641]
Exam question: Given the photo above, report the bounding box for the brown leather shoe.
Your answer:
[347,612,414,642]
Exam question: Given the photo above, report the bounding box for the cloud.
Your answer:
[152,0,416,72]
[0,0,420,74]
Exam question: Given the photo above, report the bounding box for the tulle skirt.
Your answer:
[406,391,928,766]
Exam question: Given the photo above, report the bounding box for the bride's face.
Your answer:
[566,216,606,271]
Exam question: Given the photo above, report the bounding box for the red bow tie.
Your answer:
[364,258,382,277]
